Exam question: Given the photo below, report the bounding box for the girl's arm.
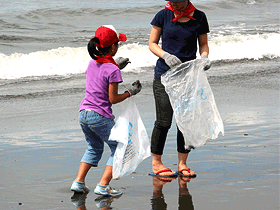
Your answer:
[198,33,209,57]
[149,25,165,58]
[108,82,130,104]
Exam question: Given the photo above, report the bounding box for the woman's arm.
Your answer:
[149,25,165,58]
[198,33,209,57]
[108,82,130,104]
[198,33,212,70]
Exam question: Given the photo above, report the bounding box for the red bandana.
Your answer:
[165,2,196,22]
[95,55,119,68]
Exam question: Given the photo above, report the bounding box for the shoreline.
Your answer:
[0,68,279,209]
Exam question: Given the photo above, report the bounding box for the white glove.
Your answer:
[162,52,182,68]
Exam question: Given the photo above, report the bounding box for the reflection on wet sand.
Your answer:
[70,176,194,209]
[151,176,195,210]
[71,192,122,210]
[71,193,87,210]
[178,176,194,210]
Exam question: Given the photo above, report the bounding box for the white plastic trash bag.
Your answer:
[109,97,151,179]
[161,58,224,149]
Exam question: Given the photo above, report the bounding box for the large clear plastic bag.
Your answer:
[161,58,224,149]
[109,97,151,179]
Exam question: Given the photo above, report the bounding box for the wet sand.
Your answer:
[0,69,279,209]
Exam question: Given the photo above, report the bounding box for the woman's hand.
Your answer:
[201,55,211,71]
[162,52,182,68]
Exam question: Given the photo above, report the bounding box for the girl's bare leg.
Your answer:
[99,165,113,186]
[75,162,92,182]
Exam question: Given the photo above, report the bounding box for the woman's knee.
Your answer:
[154,120,172,130]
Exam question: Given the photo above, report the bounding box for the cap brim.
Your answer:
[118,33,127,42]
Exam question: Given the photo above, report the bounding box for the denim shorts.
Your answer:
[79,109,118,167]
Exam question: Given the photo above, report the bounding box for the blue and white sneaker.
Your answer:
[70,181,89,194]
[94,184,122,197]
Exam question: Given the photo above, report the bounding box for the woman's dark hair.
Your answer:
[87,37,119,60]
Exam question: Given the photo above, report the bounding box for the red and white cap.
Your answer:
[94,25,127,48]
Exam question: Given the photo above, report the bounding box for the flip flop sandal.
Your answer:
[177,168,197,178]
[148,168,178,178]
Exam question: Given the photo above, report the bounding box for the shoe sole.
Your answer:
[71,188,89,194]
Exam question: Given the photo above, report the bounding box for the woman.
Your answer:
[149,0,211,177]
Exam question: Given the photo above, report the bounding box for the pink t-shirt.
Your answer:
[79,60,123,118]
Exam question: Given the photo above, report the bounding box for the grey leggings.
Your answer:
[151,77,191,155]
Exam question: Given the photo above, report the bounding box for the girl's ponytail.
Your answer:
[88,37,115,60]
[87,37,100,60]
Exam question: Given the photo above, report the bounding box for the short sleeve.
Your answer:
[150,9,165,28]
[109,68,123,84]
[197,11,210,35]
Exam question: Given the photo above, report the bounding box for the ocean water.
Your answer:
[0,0,279,98]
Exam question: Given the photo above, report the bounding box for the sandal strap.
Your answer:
[179,168,190,173]
[155,168,172,175]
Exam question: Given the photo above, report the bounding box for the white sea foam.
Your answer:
[116,43,158,72]
[208,33,280,61]
[0,47,90,79]
[0,33,279,79]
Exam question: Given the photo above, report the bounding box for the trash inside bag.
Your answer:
[161,58,224,150]
[109,97,151,179]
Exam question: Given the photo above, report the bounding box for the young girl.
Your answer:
[71,25,142,196]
